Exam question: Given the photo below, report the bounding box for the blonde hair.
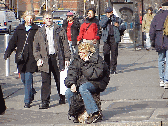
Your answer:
[78,43,95,53]
[22,10,35,20]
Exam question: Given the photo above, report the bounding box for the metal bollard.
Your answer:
[4,34,10,76]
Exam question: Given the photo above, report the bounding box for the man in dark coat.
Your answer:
[4,11,38,108]
[99,7,126,75]
[65,43,110,124]
[33,10,70,109]
[62,12,80,60]
[150,2,168,89]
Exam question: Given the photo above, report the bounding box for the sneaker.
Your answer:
[24,103,30,108]
[164,82,168,89]
[160,80,164,87]
[85,111,101,124]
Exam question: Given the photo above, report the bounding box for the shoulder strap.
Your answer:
[21,32,30,54]
[86,23,92,32]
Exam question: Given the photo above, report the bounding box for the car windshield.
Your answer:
[53,11,70,19]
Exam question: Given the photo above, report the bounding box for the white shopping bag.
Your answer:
[60,67,68,95]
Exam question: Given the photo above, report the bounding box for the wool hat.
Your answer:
[66,12,73,16]
[162,2,168,6]
[105,7,113,13]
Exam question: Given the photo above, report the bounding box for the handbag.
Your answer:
[60,67,68,95]
[15,32,30,64]
[68,92,85,117]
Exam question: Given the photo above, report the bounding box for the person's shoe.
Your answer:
[39,101,49,109]
[85,111,101,124]
[24,103,30,108]
[164,82,168,89]
[73,116,79,123]
[110,71,117,75]
[160,80,164,87]
[59,94,66,104]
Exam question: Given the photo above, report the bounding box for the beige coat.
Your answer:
[33,23,70,73]
[142,13,155,33]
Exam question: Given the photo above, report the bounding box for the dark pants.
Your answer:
[104,35,118,72]
[0,85,6,114]
[41,54,60,103]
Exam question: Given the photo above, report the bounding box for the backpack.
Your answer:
[163,15,168,36]
[68,92,85,117]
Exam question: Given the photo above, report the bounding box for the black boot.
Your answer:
[39,101,49,109]
[59,94,65,104]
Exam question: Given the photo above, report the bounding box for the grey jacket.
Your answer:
[99,14,126,43]
[33,23,70,73]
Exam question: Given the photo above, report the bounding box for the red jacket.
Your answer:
[77,17,100,41]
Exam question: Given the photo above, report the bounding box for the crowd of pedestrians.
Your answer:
[3,1,168,124]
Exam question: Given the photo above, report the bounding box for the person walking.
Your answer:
[4,10,38,108]
[65,43,110,124]
[77,8,100,54]
[62,12,80,60]
[142,7,155,50]
[33,10,70,109]
[150,2,168,89]
[99,7,126,74]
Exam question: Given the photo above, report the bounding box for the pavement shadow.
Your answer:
[102,103,148,121]
[117,60,157,73]
[101,86,119,96]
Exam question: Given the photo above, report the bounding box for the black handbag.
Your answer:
[15,32,29,64]
[68,92,85,117]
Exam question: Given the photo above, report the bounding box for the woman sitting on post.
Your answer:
[65,43,110,124]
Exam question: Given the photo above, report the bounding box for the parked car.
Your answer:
[0,10,20,34]
[52,10,71,26]
[34,15,44,27]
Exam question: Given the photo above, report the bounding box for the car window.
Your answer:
[35,17,43,20]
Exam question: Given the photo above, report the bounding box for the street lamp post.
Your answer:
[142,0,144,47]
[46,0,48,11]
[17,0,18,18]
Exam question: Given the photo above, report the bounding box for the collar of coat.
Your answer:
[39,23,61,33]
[75,52,99,63]
[85,17,98,23]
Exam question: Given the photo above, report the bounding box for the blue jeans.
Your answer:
[65,82,99,115]
[68,40,76,61]
[158,50,168,82]
[21,72,33,104]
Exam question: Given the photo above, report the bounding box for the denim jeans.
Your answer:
[65,82,99,115]
[68,40,76,61]
[146,33,151,49]
[21,72,33,104]
[158,49,168,82]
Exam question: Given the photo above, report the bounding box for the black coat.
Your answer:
[4,23,39,73]
[65,53,110,92]
[62,18,80,46]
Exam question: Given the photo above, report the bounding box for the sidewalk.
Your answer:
[1,45,168,126]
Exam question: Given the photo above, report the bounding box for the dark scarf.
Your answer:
[85,16,97,23]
